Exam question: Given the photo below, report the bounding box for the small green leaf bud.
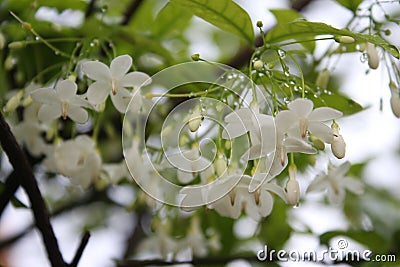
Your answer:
[335,35,355,44]
[8,41,26,50]
[253,60,264,71]
[256,21,263,28]
[191,53,200,61]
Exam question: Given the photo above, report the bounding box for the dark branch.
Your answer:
[226,0,315,69]
[85,0,97,18]
[68,231,91,267]
[121,0,145,26]
[0,171,20,217]
[0,112,67,267]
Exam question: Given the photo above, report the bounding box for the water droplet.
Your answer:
[283,97,290,104]
[283,83,289,88]
[289,80,296,85]
[34,36,39,41]
[293,86,300,92]
[227,74,233,80]
[189,92,194,97]
[355,44,361,51]
[360,52,368,63]
[313,93,319,98]
[278,49,286,58]
[284,70,290,77]
[90,42,95,47]
[54,51,60,55]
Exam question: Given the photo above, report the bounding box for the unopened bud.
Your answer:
[214,154,227,177]
[286,165,300,206]
[0,32,5,49]
[309,134,325,150]
[331,123,346,159]
[253,60,264,71]
[256,21,263,28]
[191,53,200,61]
[67,74,76,82]
[22,22,32,31]
[335,35,355,44]
[179,134,189,147]
[8,41,26,50]
[224,140,231,150]
[390,89,400,118]
[4,90,23,112]
[188,106,203,132]
[4,55,16,70]
[366,43,379,69]
[315,68,330,90]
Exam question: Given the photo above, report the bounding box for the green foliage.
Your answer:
[169,0,254,45]
[335,0,364,13]
[266,20,399,58]
[269,9,315,52]
[153,3,192,38]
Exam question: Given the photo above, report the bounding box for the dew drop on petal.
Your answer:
[360,52,368,63]
[278,49,286,58]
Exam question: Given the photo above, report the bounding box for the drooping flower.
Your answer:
[330,122,346,159]
[285,98,342,143]
[30,80,91,123]
[366,42,379,69]
[285,165,300,206]
[51,135,102,188]
[82,54,151,113]
[307,161,364,204]
[206,173,286,221]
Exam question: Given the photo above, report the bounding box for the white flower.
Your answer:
[82,54,151,113]
[207,173,286,221]
[307,161,364,204]
[12,103,47,156]
[52,135,102,188]
[285,165,300,206]
[102,162,128,185]
[285,98,342,143]
[30,80,91,123]
[366,43,379,69]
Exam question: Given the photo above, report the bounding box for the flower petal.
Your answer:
[308,121,333,143]
[82,61,111,82]
[285,136,317,154]
[265,183,287,202]
[276,110,297,132]
[31,88,59,104]
[87,81,110,105]
[111,88,131,113]
[306,174,328,193]
[38,104,61,122]
[110,55,132,79]
[342,177,364,195]
[56,80,77,100]
[121,71,152,88]
[309,107,342,121]
[222,122,247,139]
[287,98,313,117]
[259,191,274,217]
[68,106,89,123]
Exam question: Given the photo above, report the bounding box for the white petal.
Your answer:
[177,170,195,184]
[110,55,132,79]
[222,122,248,139]
[121,71,152,88]
[287,98,313,117]
[259,191,274,217]
[82,61,111,82]
[264,183,287,202]
[327,187,345,204]
[249,172,269,192]
[56,80,77,100]
[87,81,110,105]
[38,104,61,122]
[224,108,252,124]
[275,110,297,132]
[307,175,328,193]
[331,161,351,178]
[71,96,93,109]
[31,88,59,104]
[111,88,131,113]
[308,122,333,143]
[342,177,364,195]
[309,107,342,121]
[68,107,89,123]
[284,136,317,154]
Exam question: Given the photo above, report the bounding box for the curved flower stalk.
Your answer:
[82,54,152,113]
[30,79,92,123]
[307,161,364,204]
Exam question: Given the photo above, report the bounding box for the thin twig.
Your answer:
[0,112,67,267]
[85,0,97,18]
[0,171,20,218]
[121,0,145,26]
[69,232,91,267]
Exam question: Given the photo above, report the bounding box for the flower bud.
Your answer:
[256,21,263,28]
[8,41,26,50]
[22,22,32,31]
[253,60,264,71]
[309,134,325,150]
[0,32,5,50]
[286,165,300,206]
[335,35,355,44]
[214,154,227,177]
[4,55,16,70]
[315,68,330,90]
[188,106,203,132]
[191,53,200,61]
[390,89,400,118]
[331,122,346,159]
[4,90,23,112]
[366,43,379,69]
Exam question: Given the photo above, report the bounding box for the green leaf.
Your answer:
[169,0,254,45]
[335,0,363,13]
[266,20,400,58]
[153,3,192,38]
[270,9,315,52]
[314,93,363,116]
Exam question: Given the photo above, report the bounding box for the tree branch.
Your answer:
[0,112,67,267]
[121,0,145,26]
[0,171,20,217]
[226,0,315,69]
[68,231,91,267]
